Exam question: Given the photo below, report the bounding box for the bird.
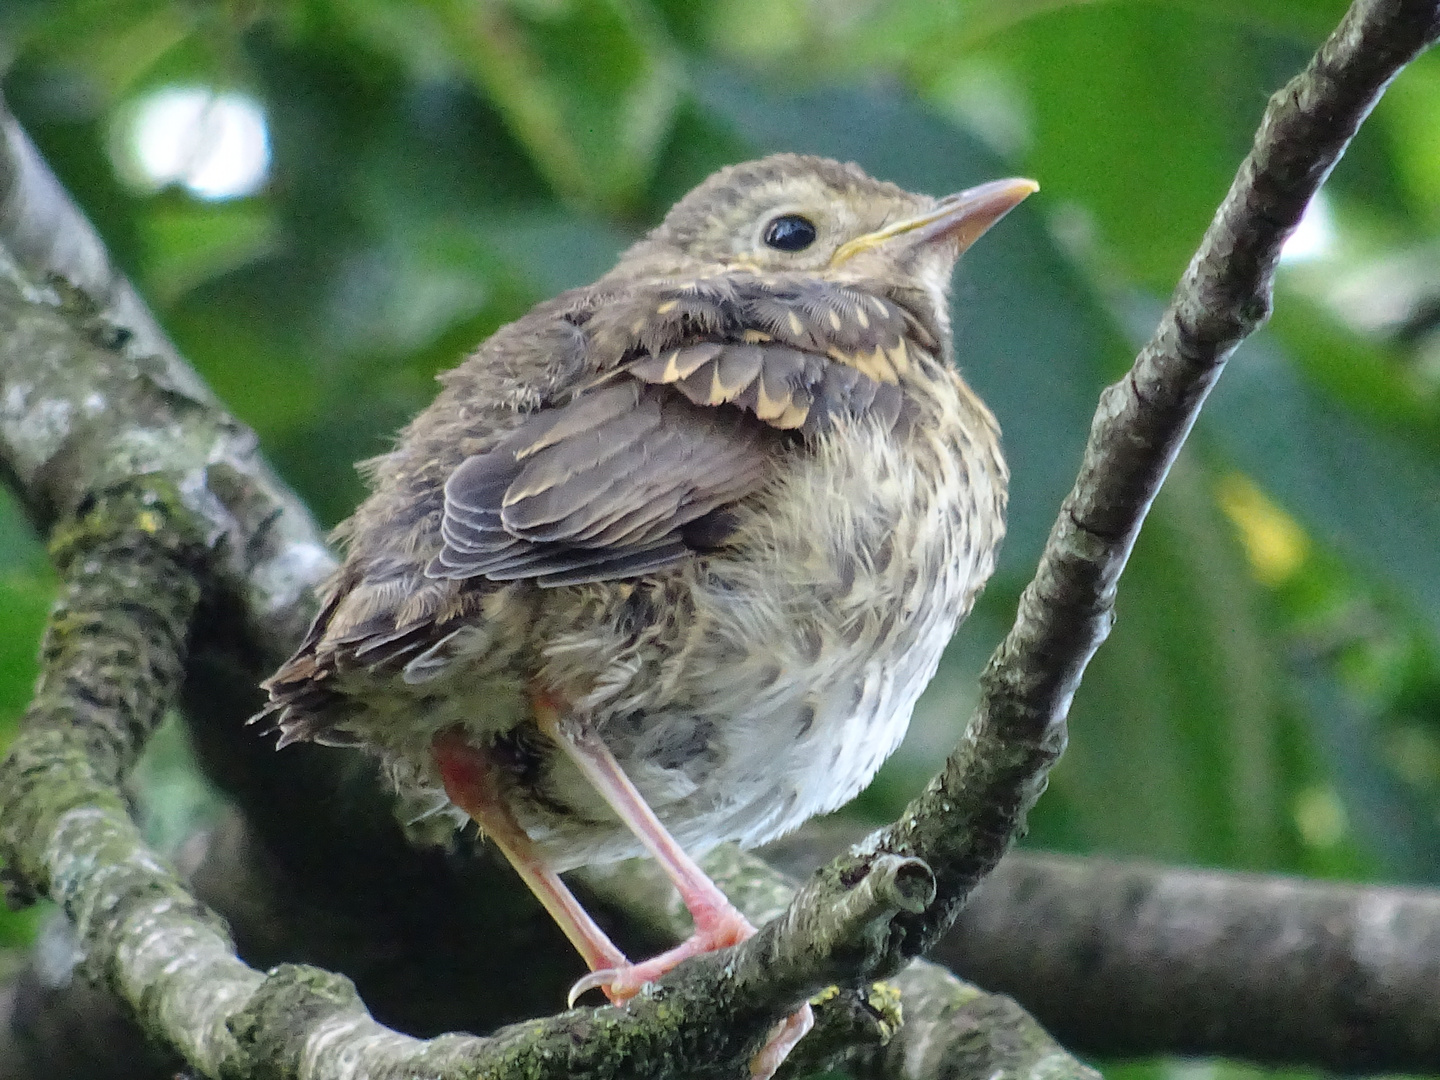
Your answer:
[258,153,1032,1075]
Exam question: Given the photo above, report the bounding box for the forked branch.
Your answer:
[1,0,1438,1075]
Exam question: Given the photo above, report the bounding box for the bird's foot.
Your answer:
[750,1004,814,1080]
[568,913,810,1080]
[567,903,755,1006]
[530,700,810,1075]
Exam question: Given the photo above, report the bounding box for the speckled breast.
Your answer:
[520,367,1007,871]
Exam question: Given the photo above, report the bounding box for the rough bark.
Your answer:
[764,827,1440,1073]
[2,0,1439,1075]
[947,852,1440,1071]
[18,814,1440,1078]
[0,105,331,644]
[581,845,1097,1080]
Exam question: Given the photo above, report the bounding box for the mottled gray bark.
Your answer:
[945,853,1440,1072]
[18,809,1440,1079]
[2,0,1440,1074]
[0,105,331,640]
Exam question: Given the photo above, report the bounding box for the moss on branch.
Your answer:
[0,486,204,896]
[4,2,1440,1075]
[579,844,1098,1080]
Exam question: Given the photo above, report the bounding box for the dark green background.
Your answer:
[3,1,1440,1074]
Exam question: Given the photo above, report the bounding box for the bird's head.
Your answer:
[610,153,1037,323]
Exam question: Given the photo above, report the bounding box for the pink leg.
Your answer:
[533,700,756,999]
[431,729,629,978]
[436,712,812,1079]
[534,698,813,1080]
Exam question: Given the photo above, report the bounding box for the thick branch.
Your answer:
[0,488,262,1074]
[0,101,332,651]
[943,853,1440,1072]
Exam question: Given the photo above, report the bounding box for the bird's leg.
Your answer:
[532,698,815,1078]
[431,728,629,977]
[533,698,754,997]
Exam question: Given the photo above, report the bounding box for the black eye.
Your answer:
[762,214,817,252]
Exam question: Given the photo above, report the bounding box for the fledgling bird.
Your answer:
[260,153,1032,1074]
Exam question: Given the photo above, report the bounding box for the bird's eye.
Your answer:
[762,214,817,252]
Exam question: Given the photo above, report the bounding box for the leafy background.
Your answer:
[3,0,1440,1074]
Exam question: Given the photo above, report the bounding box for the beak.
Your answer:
[830,177,1039,266]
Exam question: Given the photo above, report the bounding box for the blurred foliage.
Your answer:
[2,0,1440,1073]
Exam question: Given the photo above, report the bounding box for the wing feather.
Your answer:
[263,270,938,741]
[429,384,770,586]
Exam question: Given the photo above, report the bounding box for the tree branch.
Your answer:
[944,852,1440,1072]
[814,0,1440,961]
[579,845,1097,1080]
[763,824,1440,1074]
[0,102,332,649]
[3,0,1439,1073]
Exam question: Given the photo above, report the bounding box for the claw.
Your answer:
[567,958,661,1006]
[568,967,621,1007]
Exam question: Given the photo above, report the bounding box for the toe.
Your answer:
[748,1004,814,1080]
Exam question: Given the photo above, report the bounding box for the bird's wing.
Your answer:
[257,274,928,736]
[585,272,936,404]
[427,274,919,588]
[427,381,769,587]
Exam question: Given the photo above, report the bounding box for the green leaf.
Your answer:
[2,0,189,98]
[331,0,682,208]
[1295,667,1440,880]
[1377,52,1440,227]
[481,212,635,295]
[0,572,51,731]
[976,2,1300,289]
[0,489,52,745]
[139,197,281,305]
[796,0,1349,73]
[1203,330,1440,643]
[1268,296,1440,455]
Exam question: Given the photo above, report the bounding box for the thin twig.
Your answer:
[821,0,1440,959]
[1,0,1438,1075]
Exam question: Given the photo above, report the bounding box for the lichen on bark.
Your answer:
[3,1,1440,1076]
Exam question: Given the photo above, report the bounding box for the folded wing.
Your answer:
[429,382,769,587]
